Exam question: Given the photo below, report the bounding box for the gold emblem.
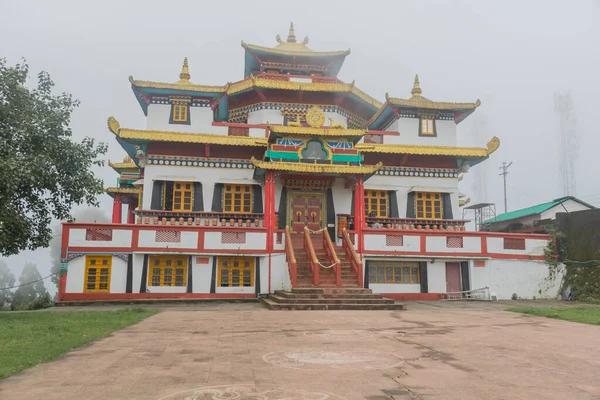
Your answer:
[305,105,325,128]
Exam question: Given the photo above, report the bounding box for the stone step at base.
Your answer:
[274,290,383,299]
[261,298,406,311]
[268,294,394,305]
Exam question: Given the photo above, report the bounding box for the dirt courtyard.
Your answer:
[1,302,599,400]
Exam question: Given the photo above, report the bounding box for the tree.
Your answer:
[12,263,47,309]
[0,260,16,310]
[49,208,110,287]
[0,59,107,256]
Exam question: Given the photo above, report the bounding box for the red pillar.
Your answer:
[265,170,276,293]
[354,175,365,253]
[112,194,122,223]
[127,201,135,224]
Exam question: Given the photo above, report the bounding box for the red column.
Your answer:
[127,201,135,224]
[57,223,70,302]
[264,170,275,251]
[354,175,365,253]
[112,194,122,223]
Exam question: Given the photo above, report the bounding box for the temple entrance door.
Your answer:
[289,191,326,233]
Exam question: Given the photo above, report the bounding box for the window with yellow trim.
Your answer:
[364,190,388,217]
[148,255,187,287]
[172,103,189,123]
[223,184,252,214]
[173,182,193,211]
[420,118,435,136]
[84,255,111,292]
[368,261,419,284]
[415,192,443,219]
[218,257,254,287]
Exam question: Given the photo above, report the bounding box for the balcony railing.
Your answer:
[337,214,468,233]
[135,210,264,228]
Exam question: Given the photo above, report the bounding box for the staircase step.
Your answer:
[274,290,383,299]
[261,298,406,311]
[269,294,394,305]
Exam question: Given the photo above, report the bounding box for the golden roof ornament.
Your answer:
[276,22,309,47]
[179,57,190,81]
[411,74,422,97]
[287,22,297,43]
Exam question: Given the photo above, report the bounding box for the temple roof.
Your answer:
[369,75,481,129]
[108,155,138,172]
[356,136,500,158]
[251,157,382,175]
[241,23,350,77]
[268,125,366,137]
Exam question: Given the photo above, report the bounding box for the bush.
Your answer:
[27,293,53,310]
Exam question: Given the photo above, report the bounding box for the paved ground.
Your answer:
[2,302,600,400]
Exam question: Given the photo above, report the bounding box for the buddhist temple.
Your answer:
[57,24,560,306]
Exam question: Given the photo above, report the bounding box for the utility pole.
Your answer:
[499,162,513,213]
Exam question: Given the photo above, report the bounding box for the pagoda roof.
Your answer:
[369,75,481,129]
[242,23,350,77]
[251,157,382,175]
[356,136,499,159]
[105,187,139,202]
[108,155,138,173]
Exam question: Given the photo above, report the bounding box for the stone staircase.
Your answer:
[261,232,405,310]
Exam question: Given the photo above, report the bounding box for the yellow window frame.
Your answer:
[172,103,188,122]
[148,255,188,287]
[368,261,420,284]
[84,255,112,292]
[415,192,443,220]
[173,181,193,211]
[364,190,388,217]
[421,118,435,135]
[223,184,253,214]
[218,256,254,287]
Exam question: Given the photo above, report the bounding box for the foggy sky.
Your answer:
[1,0,599,290]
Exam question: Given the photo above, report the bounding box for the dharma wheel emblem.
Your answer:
[306,105,325,128]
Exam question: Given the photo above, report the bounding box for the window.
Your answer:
[365,190,388,218]
[148,255,187,287]
[420,118,435,136]
[171,103,189,123]
[368,261,419,284]
[173,182,193,211]
[415,192,443,220]
[218,257,254,287]
[84,255,111,292]
[223,184,252,214]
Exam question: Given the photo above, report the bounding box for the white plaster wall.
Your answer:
[142,165,258,212]
[331,178,353,215]
[363,234,421,252]
[204,232,266,251]
[248,109,283,125]
[138,230,198,249]
[249,128,266,138]
[66,256,127,293]
[540,200,592,219]
[470,259,563,300]
[273,233,285,251]
[146,104,228,135]
[486,237,548,256]
[259,256,269,294]
[427,261,447,293]
[68,229,132,248]
[192,256,213,293]
[146,284,187,294]
[274,180,283,212]
[270,254,291,292]
[131,253,145,293]
[426,236,481,253]
[369,283,420,294]
[383,117,456,147]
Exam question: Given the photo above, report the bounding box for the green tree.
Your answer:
[49,208,110,287]
[0,59,107,256]
[0,260,16,310]
[12,263,47,309]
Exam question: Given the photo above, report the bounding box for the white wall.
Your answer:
[66,256,127,294]
[192,256,213,293]
[146,104,228,134]
[426,236,481,253]
[470,259,562,300]
[540,200,592,219]
[68,229,132,248]
[363,234,421,252]
[370,283,420,294]
[384,117,457,147]
[487,237,548,256]
[131,253,145,293]
[138,230,198,249]
[248,109,283,125]
[259,256,270,294]
[269,254,291,292]
[204,231,266,251]
[427,261,447,293]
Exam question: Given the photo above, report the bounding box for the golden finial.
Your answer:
[287,22,297,43]
[179,57,190,81]
[123,154,132,163]
[411,74,422,96]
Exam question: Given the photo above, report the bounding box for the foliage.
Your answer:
[49,208,110,287]
[0,59,107,256]
[0,260,16,310]
[26,292,53,310]
[12,263,47,309]
[508,306,600,326]
[0,309,157,378]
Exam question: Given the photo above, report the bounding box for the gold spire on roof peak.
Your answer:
[287,22,297,43]
[275,22,310,50]
[179,57,190,81]
[411,74,422,97]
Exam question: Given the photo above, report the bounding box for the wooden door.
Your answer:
[306,196,322,231]
[291,196,306,233]
[445,262,462,293]
[289,191,325,232]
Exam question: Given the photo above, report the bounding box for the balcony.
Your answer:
[337,214,468,232]
[134,210,265,228]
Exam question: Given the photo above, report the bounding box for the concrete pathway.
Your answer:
[1,304,599,399]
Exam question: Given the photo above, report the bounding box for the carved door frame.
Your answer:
[287,190,327,233]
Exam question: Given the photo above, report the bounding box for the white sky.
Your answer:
[1,0,599,292]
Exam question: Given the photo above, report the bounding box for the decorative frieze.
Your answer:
[147,155,254,169]
[375,166,458,178]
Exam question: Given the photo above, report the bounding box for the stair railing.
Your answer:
[322,229,342,286]
[303,226,319,286]
[342,228,363,286]
[284,225,297,287]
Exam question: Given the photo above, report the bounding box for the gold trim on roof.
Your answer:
[241,42,350,58]
[355,143,489,157]
[129,75,226,93]
[388,97,481,111]
[268,125,365,137]
[486,136,500,155]
[227,77,382,108]
[105,187,140,194]
[108,161,138,170]
[251,157,382,174]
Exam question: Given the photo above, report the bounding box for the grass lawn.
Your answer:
[509,306,600,326]
[0,309,157,379]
